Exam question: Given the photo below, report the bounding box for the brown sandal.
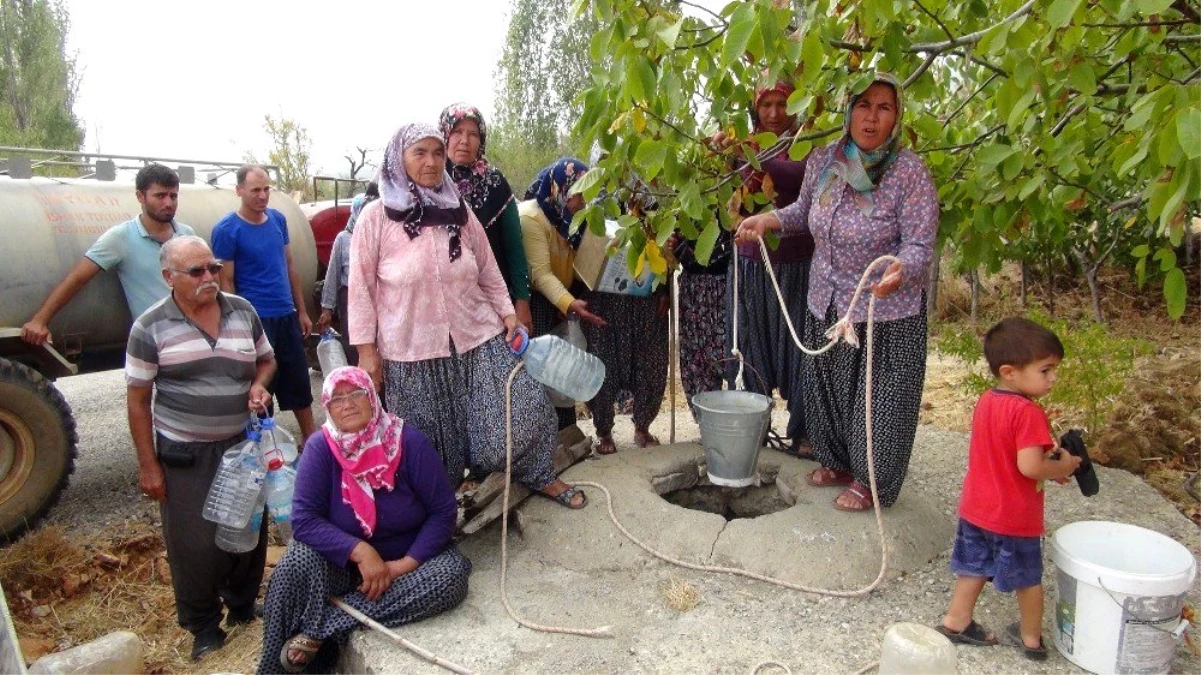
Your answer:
[833,482,874,512]
[595,436,618,455]
[634,430,660,448]
[807,467,854,487]
[281,634,322,672]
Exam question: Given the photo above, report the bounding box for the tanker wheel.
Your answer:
[0,359,78,542]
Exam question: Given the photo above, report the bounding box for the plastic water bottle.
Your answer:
[259,417,298,466]
[542,314,590,406]
[202,433,266,528]
[264,460,296,544]
[215,485,266,553]
[318,328,348,374]
[509,329,605,402]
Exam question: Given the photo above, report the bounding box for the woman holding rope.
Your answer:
[736,73,937,512]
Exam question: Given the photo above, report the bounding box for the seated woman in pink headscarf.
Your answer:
[257,367,470,674]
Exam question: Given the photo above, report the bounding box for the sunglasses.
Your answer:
[171,263,224,278]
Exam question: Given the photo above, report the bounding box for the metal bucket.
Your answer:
[693,391,772,487]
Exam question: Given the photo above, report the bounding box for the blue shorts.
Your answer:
[261,313,314,411]
[949,519,1042,593]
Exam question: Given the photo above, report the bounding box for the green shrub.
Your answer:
[935,314,1155,435]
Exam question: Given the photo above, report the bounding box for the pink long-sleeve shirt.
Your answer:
[348,201,515,362]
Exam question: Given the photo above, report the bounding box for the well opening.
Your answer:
[661,484,789,521]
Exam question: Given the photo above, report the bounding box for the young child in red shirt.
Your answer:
[936,318,1082,660]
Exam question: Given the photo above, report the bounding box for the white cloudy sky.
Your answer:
[64,0,514,176]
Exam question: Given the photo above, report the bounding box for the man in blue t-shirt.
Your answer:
[22,164,196,346]
[211,165,316,440]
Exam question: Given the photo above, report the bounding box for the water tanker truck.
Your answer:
[0,168,318,540]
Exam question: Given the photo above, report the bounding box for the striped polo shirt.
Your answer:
[125,292,275,442]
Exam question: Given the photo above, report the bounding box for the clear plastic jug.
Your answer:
[318,328,349,374]
[202,433,265,528]
[509,328,605,403]
[264,460,296,545]
[215,485,266,553]
[542,314,590,406]
[259,417,298,466]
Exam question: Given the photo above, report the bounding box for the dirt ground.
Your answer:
[3,265,1198,674]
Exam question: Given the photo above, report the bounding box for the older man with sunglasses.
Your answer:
[126,235,277,661]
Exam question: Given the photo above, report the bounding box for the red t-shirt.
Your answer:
[958,389,1055,537]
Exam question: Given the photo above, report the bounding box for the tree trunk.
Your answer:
[1072,248,1105,323]
[1020,260,1029,308]
[969,269,979,321]
[1045,253,1056,316]
[926,244,941,322]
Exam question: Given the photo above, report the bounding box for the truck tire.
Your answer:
[0,359,78,541]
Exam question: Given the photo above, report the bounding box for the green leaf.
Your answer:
[694,220,720,266]
[1047,0,1084,29]
[1153,247,1178,271]
[721,3,755,66]
[1177,108,1201,160]
[753,132,779,148]
[1130,244,1150,258]
[1069,62,1096,96]
[1137,0,1174,14]
[634,139,668,180]
[1164,267,1187,319]
[656,16,684,48]
[976,144,1015,167]
[800,27,824,86]
[1018,173,1044,200]
[573,167,606,201]
[1002,153,1024,181]
[789,140,813,161]
[632,57,657,105]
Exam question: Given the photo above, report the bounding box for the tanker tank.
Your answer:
[0,176,318,540]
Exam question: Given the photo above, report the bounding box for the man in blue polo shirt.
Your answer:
[212,164,316,440]
[21,164,196,346]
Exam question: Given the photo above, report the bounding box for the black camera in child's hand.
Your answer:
[1058,429,1099,497]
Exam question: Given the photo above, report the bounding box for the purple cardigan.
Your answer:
[292,423,457,569]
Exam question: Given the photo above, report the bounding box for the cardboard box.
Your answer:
[573,220,655,297]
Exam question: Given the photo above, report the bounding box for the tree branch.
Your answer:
[1172,0,1200,23]
[1082,19,1195,28]
[636,104,700,143]
[946,50,1010,77]
[913,0,956,42]
[1165,33,1201,43]
[902,51,939,88]
[938,73,1000,131]
[917,124,1005,154]
[1108,195,1144,212]
[1051,101,1088,137]
[908,0,1037,53]
[676,0,726,25]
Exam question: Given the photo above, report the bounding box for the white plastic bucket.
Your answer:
[1051,521,1196,674]
[692,390,772,487]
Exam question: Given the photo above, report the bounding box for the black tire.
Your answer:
[0,359,78,542]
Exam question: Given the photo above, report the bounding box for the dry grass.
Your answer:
[662,577,701,613]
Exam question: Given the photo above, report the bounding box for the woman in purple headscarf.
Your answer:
[348,124,587,509]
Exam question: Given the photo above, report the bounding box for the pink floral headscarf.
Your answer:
[321,366,403,538]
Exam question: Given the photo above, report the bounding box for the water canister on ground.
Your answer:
[215,486,266,554]
[318,328,349,374]
[509,328,605,403]
[202,435,266,528]
[259,417,298,466]
[1051,520,1196,675]
[265,461,296,544]
[877,623,957,675]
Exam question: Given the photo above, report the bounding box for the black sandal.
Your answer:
[1005,621,1048,660]
[935,619,998,646]
[542,485,588,509]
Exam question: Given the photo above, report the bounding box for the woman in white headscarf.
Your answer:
[348,123,586,509]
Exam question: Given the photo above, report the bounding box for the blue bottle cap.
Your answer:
[259,417,276,430]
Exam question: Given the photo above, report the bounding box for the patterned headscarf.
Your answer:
[379,123,469,260]
[750,80,798,134]
[525,158,590,249]
[439,103,516,230]
[320,366,404,538]
[744,79,801,204]
[813,72,905,215]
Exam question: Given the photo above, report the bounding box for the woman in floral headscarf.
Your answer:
[736,73,938,512]
[439,103,533,329]
[348,124,587,509]
[518,157,606,430]
[258,366,469,673]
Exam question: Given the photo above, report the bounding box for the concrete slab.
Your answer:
[339,419,1201,675]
